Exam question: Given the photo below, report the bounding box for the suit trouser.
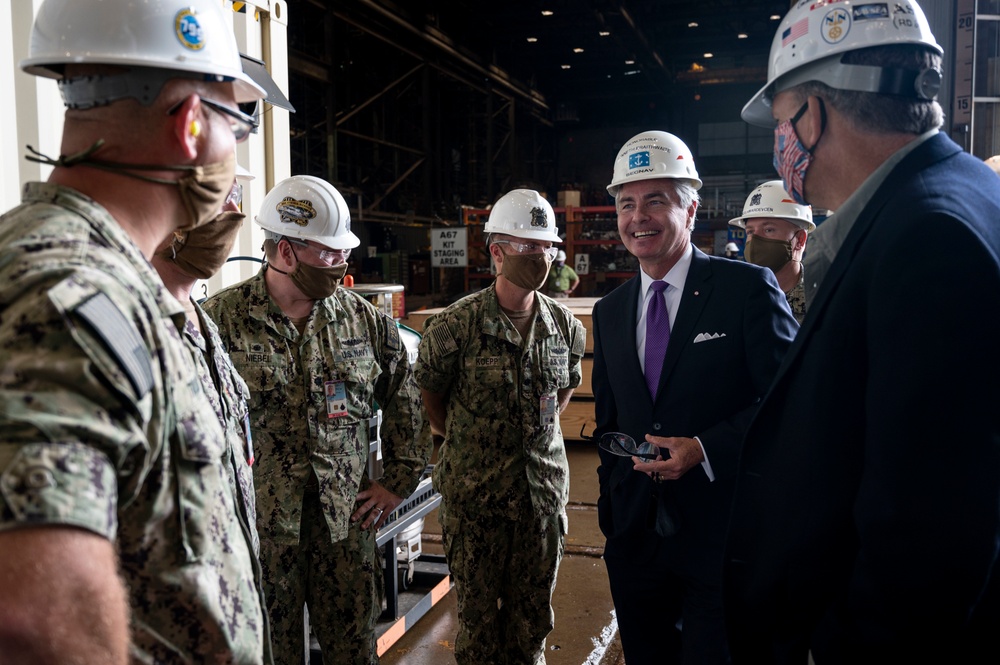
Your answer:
[260,489,382,665]
[606,555,730,665]
[439,502,566,665]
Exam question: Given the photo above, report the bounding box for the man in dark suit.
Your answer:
[592,130,798,665]
[725,1,1000,663]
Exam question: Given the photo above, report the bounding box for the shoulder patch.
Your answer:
[572,325,587,356]
[74,293,154,398]
[428,322,459,357]
[383,313,401,351]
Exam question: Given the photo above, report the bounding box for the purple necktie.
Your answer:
[644,281,670,400]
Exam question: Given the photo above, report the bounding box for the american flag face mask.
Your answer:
[772,99,825,206]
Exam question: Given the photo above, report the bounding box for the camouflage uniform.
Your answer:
[786,272,806,324]
[414,283,586,664]
[204,269,430,665]
[0,183,267,663]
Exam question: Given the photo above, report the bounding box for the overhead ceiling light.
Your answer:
[599,31,610,37]
[704,52,713,58]
[688,21,698,28]
[738,33,748,39]
[624,69,640,76]
[527,37,538,43]
[561,64,571,69]
[573,47,584,53]
[541,10,554,16]
[625,59,635,65]
[770,14,781,20]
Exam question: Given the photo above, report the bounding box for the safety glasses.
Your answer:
[493,240,559,260]
[168,96,258,143]
[285,238,351,263]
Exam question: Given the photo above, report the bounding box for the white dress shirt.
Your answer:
[632,243,715,481]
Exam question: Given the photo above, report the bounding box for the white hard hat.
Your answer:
[556,250,567,262]
[725,242,740,253]
[256,176,361,250]
[985,156,1000,176]
[21,0,265,105]
[607,131,701,195]
[729,181,815,232]
[484,189,562,243]
[742,0,943,127]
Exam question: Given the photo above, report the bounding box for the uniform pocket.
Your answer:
[173,377,230,562]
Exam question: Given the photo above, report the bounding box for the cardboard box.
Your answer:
[557,190,581,208]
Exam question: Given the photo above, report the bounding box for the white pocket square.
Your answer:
[693,332,727,343]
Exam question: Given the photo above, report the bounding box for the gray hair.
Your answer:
[787,45,943,135]
[614,179,701,223]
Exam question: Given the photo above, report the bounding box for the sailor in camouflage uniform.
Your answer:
[415,190,586,665]
[204,175,431,665]
[153,170,275,662]
[0,0,270,662]
[728,181,815,324]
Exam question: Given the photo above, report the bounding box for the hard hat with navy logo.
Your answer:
[484,189,562,243]
[729,181,815,232]
[21,0,265,107]
[607,131,702,196]
[742,0,942,127]
[256,176,360,250]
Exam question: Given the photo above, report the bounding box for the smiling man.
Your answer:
[591,131,798,665]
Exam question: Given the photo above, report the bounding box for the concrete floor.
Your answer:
[378,441,625,665]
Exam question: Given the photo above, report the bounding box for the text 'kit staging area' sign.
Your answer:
[431,228,468,267]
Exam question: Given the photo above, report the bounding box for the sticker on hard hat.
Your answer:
[175,9,206,51]
[276,197,317,226]
[629,151,651,169]
[782,17,808,46]
[750,192,763,206]
[822,8,851,45]
[530,206,549,228]
[853,4,889,21]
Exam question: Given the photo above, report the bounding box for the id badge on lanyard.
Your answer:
[325,380,348,418]
[540,395,557,426]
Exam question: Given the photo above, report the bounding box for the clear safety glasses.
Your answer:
[493,240,559,260]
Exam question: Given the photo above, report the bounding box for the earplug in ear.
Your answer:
[190,120,201,137]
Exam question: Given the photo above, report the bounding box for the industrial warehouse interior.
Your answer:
[2,1,998,664]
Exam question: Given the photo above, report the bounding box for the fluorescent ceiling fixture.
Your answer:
[599,31,610,37]
[541,10,554,16]
[573,47,584,53]
[770,14,781,20]
[738,33,748,39]
[527,37,538,42]
[561,64,571,69]
[688,21,698,28]
[624,69,640,76]
[625,59,635,65]
[704,52,713,58]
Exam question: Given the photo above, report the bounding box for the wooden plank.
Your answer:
[560,399,596,441]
